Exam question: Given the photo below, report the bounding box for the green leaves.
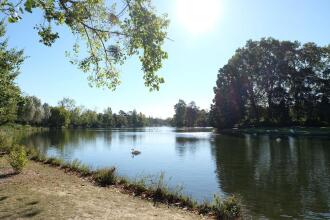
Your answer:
[24,0,35,13]
[35,25,59,46]
[1,0,169,91]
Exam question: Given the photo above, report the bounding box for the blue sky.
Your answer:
[7,0,330,118]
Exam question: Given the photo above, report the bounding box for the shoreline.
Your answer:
[218,126,330,136]
[0,156,207,220]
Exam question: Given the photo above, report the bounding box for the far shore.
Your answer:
[218,126,330,136]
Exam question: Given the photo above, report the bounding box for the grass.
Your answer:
[93,168,117,186]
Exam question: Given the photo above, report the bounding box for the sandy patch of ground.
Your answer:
[0,157,207,220]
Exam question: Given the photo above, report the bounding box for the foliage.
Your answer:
[0,130,13,153]
[0,21,24,125]
[173,100,210,127]
[212,195,241,219]
[211,38,330,129]
[93,168,117,186]
[17,96,45,125]
[9,95,169,128]
[0,0,169,90]
[173,100,186,127]
[49,107,70,127]
[44,157,64,166]
[7,144,28,173]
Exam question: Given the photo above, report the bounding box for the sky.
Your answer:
[6,0,330,118]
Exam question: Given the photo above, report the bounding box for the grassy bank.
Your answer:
[0,157,204,220]
[27,148,241,219]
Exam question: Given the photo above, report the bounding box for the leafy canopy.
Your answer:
[0,21,24,125]
[0,0,169,90]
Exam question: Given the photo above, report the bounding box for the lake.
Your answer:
[21,127,330,219]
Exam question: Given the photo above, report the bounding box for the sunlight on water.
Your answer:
[21,127,330,219]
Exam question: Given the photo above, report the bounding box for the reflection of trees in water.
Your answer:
[117,131,144,146]
[211,134,330,219]
[175,136,209,157]
[21,129,113,157]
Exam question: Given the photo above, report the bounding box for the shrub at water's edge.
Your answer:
[7,144,28,173]
[93,168,117,186]
[213,195,241,219]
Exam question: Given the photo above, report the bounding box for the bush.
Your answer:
[0,131,13,154]
[7,145,28,173]
[213,195,241,219]
[93,168,117,186]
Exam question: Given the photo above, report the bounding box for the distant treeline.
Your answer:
[172,100,211,127]
[13,97,170,128]
[210,38,330,129]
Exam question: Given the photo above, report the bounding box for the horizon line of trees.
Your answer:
[210,38,330,129]
[172,100,211,127]
[14,96,171,128]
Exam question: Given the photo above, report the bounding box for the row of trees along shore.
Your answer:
[13,96,170,128]
[210,38,330,129]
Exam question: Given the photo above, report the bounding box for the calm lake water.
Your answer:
[21,127,330,219]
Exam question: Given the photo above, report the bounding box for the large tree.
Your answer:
[211,38,330,129]
[0,21,24,125]
[49,106,70,127]
[1,0,169,90]
[173,99,186,127]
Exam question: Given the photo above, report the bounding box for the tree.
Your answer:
[185,101,198,127]
[17,96,45,125]
[101,107,112,127]
[42,103,51,125]
[0,21,24,125]
[1,0,169,90]
[196,109,209,127]
[58,97,76,111]
[49,107,70,127]
[211,38,330,129]
[173,100,186,127]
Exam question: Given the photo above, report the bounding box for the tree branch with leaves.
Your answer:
[1,0,169,90]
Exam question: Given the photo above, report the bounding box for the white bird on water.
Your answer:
[131,148,141,156]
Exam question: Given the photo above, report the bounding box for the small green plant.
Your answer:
[45,157,64,166]
[70,159,82,171]
[27,148,46,162]
[77,164,91,176]
[93,168,117,186]
[197,200,212,215]
[7,145,28,173]
[0,131,13,154]
[213,195,241,219]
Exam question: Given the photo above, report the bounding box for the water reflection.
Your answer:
[211,134,330,219]
[19,128,330,219]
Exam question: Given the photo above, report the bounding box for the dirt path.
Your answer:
[0,158,206,220]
